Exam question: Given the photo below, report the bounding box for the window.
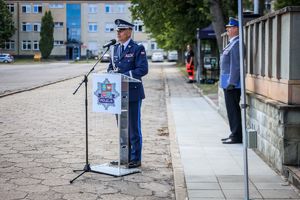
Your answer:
[33,41,39,50]
[4,40,15,50]
[134,21,144,32]
[116,4,125,13]
[54,40,64,46]
[22,22,32,32]
[22,40,31,50]
[7,4,14,13]
[33,5,42,13]
[105,5,111,13]
[151,42,157,50]
[54,22,64,28]
[22,5,31,13]
[105,4,125,13]
[88,41,98,55]
[88,4,97,13]
[33,23,41,32]
[49,4,64,9]
[105,23,114,32]
[88,23,97,32]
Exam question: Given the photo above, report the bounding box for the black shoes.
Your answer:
[110,160,141,168]
[110,160,126,165]
[127,161,141,168]
[187,80,196,83]
[222,138,242,144]
[221,137,230,141]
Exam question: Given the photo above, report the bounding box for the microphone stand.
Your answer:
[70,46,110,184]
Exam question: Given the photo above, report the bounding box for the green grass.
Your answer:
[196,82,218,95]
[177,63,219,95]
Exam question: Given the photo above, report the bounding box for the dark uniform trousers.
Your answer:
[223,88,242,141]
[108,39,148,163]
[129,100,142,161]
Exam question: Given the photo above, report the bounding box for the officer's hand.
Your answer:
[108,68,120,73]
[226,84,235,90]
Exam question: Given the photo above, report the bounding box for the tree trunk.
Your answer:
[209,0,225,53]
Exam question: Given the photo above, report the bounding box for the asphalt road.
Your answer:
[0,61,175,97]
[0,61,108,96]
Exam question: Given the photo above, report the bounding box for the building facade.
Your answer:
[4,0,158,59]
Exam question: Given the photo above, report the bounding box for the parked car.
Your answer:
[101,53,111,62]
[151,52,164,62]
[167,51,178,62]
[0,53,14,63]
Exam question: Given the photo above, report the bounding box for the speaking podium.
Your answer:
[91,73,141,176]
[70,73,141,183]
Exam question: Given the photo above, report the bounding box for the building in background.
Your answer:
[3,0,159,59]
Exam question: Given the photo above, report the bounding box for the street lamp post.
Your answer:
[238,0,250,199]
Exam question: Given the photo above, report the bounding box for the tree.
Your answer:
[0,0,16,49]
[274,0,300,9]
[206,0,238,52]
[130,0,210,52]
[130,0,238,54]
[40,11,54,59]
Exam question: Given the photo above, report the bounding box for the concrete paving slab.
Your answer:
[164,64,300,200]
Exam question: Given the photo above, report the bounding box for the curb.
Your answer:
[0,69,104,98]
[0,75,84,98]
[163,67,188,200]
[191,82,219,111]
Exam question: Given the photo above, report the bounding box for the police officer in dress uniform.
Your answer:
[220,17,242,144]
[107,19,148,168]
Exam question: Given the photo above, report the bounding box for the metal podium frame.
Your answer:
[90,73,141,177]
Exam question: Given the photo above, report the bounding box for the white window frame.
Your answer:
[33,23,41,32]
[88,41,98,55]
[22,40,32,50]
[4,40,15,50]
[105,4,111,13]
[7,4,14,13]
[54,40,64,46]
[134,21,144,32]
[33,41,39,50]
[22,5,31,13]
[54,22,64,28]
[151,42,157,50]
[116,4,125,13]
[49,4,64,9]
[88,4,97,14]
[105,23,114,32]
[88,23,98,32]
[22,22,32,32]
[33,4,42,13]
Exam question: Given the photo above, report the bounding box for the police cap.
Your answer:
[115,19,134,30]
[225,17,239,27]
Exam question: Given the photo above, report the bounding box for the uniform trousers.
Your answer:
[129,100,142,162]
[223,88,242,141]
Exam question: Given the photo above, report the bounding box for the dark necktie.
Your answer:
[121,45,124,54]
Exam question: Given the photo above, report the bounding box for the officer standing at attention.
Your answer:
[107,19,148,168]
[220,17,242,144]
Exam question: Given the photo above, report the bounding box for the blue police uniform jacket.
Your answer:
[220,36,241,89]
[108,39,148,101]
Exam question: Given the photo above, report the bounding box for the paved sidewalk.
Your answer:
[165,64,300,200]
[0,64,174,200]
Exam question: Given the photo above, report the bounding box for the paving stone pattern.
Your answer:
[0,64,175,200]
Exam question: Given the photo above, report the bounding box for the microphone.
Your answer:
[103,39,116,48]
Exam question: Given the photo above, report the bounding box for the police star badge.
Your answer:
[94,78,120,110]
